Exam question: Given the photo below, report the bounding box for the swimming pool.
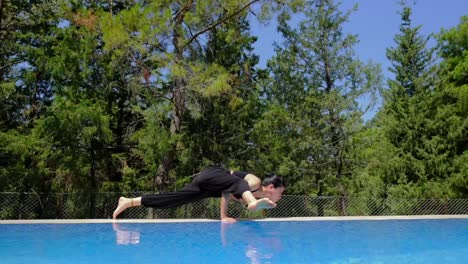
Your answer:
[1,217,467,263]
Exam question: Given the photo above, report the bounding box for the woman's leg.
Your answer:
[113,197,142,219]
[140,184,209,208]
[112,184,209,219]
[112,166,228,219]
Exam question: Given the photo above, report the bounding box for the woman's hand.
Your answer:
[221,217,237,223]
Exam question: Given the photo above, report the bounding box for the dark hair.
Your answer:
[262,174,285,188]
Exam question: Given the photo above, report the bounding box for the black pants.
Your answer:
[141,166,233,209]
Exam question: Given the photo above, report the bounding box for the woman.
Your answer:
[112,165,285,223]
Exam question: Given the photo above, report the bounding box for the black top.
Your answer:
[195,166,256,199]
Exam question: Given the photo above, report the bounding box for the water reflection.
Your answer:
[221,221,282,264]
[111,220,283,263]
[112,223,141,245]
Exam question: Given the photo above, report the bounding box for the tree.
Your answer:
[254,0,381,214]
[181,16,263,172]
[368,5,465,200]
[382,5,435,188]
[0,0,19,130]
[100,0,297,192]
[0,1,142,195]
[0,0,65,193]
[437,16,468,198]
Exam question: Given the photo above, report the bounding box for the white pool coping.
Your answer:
[1,215,467,224]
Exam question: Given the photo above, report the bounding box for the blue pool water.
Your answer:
[0,219,467,264]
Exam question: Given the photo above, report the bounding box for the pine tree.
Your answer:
[437,16,468,198]
[375,5,463,200]
[255,0,382,213]
[383,6,434,185]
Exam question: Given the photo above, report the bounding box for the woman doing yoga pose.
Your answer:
[112,165,285,223]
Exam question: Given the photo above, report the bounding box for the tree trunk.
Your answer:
[153,3,188,191]
[338,196,347,216]
[116,83,126,149]
[89,143,97,218]
[0,0,4,30]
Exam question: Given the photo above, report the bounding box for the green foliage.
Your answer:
[0,0,467,210]
[0,130,47,192]
[31,97,113,191]
[358,5,468,199]
[131,104,174,185]
[255,0,382,197]
[0,82,15,100]
[437,16,468,115]
[36,97,112,145]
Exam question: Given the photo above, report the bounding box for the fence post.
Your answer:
[444,199,448,215]
[147,208,153,219]
[339,197,348,216]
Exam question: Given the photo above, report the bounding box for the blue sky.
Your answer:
[249,0,468,120]
[251,0,467,70]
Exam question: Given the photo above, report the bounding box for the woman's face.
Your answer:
[264,185,284,203]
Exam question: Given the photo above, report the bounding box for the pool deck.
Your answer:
[1,215,467,224]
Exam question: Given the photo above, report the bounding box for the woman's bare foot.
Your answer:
[113,197,132,220]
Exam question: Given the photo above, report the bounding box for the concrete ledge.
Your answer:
[0,218,218,224]
[1,215,467,224]
[252,215,468,221]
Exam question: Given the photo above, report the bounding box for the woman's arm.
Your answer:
[220,189,275,223]
[220,192,236,223]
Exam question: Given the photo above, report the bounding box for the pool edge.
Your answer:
[1,215,468,224]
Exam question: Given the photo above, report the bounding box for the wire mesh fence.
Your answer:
[0,192,467,220]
